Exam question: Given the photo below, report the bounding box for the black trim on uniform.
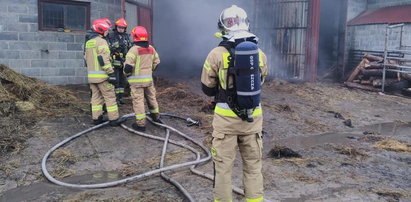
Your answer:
[134,41,149,48]
[202,83,218,96]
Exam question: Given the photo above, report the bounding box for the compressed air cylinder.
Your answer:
[234,41,261,110]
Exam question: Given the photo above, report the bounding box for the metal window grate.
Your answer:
[39,0,90,31]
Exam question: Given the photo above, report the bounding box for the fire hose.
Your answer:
[41,113,244,201]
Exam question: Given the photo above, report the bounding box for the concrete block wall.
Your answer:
[0,0,122,85]
[346,24,411,51]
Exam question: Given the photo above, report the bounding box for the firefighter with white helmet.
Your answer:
[84,19,124,126]
[124,26,161,132]
[201,5,268,202]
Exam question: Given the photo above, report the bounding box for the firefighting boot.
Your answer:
[93,115,108,125]
[109,117,126,126]
[149,113,161,123]
[116,94,125,106]
[132,123,146,132]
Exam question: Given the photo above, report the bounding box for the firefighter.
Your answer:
[124,26,161,132]
[108,18,131,105]
[85,19,123,126]
[200,5,268,202]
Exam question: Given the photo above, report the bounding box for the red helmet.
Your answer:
[131,26,148,42]
[101,18,112,28]
[92,19,110,34]
[115,18,128,28]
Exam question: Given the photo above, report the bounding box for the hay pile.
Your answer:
[374,139,411,152]
[0,64,88,155]
[0,64,87,116]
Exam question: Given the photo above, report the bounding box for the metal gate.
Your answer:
[254,0,308,80]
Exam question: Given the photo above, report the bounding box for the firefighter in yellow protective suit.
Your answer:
[124,26,161,132]
[85,19,123,126]
[201,5,268,202]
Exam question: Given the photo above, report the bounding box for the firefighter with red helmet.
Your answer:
[201,5,268,202]
[84,19,123,126]
[108,18,131,105]
[124,26,160,131]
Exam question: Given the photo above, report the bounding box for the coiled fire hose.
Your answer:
[41,113,244,200]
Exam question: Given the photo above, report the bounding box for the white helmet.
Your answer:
[218,5,249,33]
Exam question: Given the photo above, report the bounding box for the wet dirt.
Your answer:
[1,79,411,201]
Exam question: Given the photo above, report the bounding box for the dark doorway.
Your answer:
[318,0,347,80]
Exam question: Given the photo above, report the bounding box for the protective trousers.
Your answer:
[130,84,159,126]
[113,66,126,96]
[212,132,264,202]
[90,81,119,121]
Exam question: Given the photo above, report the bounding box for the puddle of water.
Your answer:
[360,122,411,137]
[0,171,121,202]
[273,122,411,151]
[275,132,361,151]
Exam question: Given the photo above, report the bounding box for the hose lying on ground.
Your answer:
[41,112,245,199]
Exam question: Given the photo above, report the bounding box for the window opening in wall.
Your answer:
[38,0,90,31]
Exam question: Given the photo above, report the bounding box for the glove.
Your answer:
[124,64,133,74]
[108,73,116,84]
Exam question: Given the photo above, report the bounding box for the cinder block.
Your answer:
[66,59,85,68]
[0,32,18,40]
[9,60,31,69]
[40,68,59,76]
[8,5,28,13]
[59,68,75,76]
[48,60,64,68]
[0,41,9,49]
[40,51,59,59]
[19,14,37,23]
[76,52,85,59]
[75,35,86,43]
[21,68,40,77]
[75,67,87,76]
[48,43,66,50]
[7,24,29,32]
[31,59,48,68]
[47,76,68,85]
[68,76,87,84]
[38,33,57,42]
[56,34,74,43]
[19,32,39,41]
[0,59,10,66]
[28,24,39,32]
[20,51,41,59]
[58,51,77,59]
[67,43,83,51]
[27,5,37,14]
[0,51,20,59]
[9,41,30,50]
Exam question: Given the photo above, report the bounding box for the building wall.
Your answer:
[344,0,411,75]
[367,0,411,9]
[0,0,122,85]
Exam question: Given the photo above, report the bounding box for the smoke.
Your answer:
[153,0,252,80]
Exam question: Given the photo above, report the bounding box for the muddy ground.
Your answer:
[1,77,411,202]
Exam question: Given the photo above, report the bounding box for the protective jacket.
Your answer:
[108,30,131,66]
[85,35,114,83]
[201,42,268,135]
[124,44,160,87]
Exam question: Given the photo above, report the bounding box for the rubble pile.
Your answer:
[344,54,411,92]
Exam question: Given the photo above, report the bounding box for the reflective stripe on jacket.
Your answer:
[200,46,268,134]
[85,35,114,83]
[124,45,160,87]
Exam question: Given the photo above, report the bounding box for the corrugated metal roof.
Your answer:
[348,5,411,26]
